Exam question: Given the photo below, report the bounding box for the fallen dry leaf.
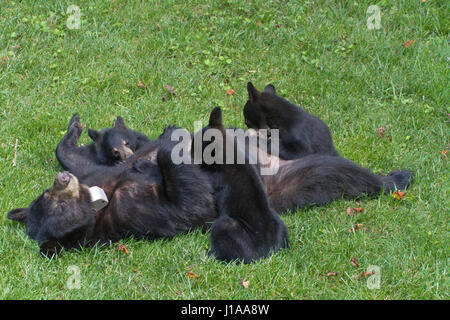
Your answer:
[226,88,236,96]
[118,242,130,254]
[347,207,364,215]
[186,272,199,279]
[327,271,339,276]
[348,223,364,233]
[351,257,359,268]
[402,40,413,49]
[137,80,147,89]
[442,150,448,159]
[239,278,250,289]
[256,20,263,27]
[392,190,406,200]
[361,271,376,278]
[376,126,386,138]
[165,84,176,95]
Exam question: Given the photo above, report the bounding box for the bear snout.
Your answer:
[54,172,71,189]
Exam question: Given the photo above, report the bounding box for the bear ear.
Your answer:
[247,82,260,103]
[7,208,28,224]
[263,84,276,95]
[114,116,127,130]
[208,106,223,128]
[88,129,103,143]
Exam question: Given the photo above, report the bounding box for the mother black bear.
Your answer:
[7,117,290,263]
[8,110,413,260]
[8,127,218,256]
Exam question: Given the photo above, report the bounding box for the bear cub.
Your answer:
[244,82,339,160]
[56,114,151,181]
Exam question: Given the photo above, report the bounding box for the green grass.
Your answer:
[0,0,448,299]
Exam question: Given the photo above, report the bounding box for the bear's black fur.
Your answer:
[56,114,151,171]
[193,107,289,263]
[8,128,217,256]
[259,153,414,214]
[244,82,339,159]
[55,114,152,184]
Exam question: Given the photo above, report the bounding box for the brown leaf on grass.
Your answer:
[347,207,364,215]
[361,271,376,278]
[274,24,283,29]
[392,190,406,200]
[137,80,147,89]
[239,278,250,289]
[350,257,359,268]
[402,40,413,49]
[256,20,263,27]
[376,126,386,138]
[226,88,236,96]
[118,242,130,254]
[348,223,364,233]
[186,272,199,279]
[165,84,176,95]
[327,271,339,276]
[442,150,448,159]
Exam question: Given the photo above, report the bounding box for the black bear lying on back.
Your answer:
[194,107,289,263]
[244,82,339,159]
[56,115,151,170]
[7,119,290,264]
[8,128,218,256]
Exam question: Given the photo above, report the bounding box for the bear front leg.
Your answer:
[54,114,99,180]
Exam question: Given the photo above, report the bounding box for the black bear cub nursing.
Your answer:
[244,82,339,159]
[56,114,151,171]
[194,107,289,263]
[55,114,152,184]
[87,116,151,165]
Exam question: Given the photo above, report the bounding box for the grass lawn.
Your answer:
[0,0,448,299]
